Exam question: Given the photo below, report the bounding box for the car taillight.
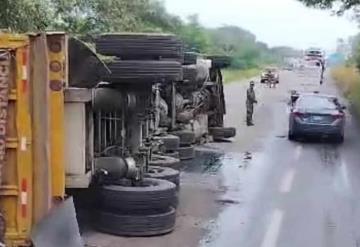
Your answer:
[332,113,344,119]
[292,111,303,118]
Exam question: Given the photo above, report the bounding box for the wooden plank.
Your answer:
[29,34,51,224]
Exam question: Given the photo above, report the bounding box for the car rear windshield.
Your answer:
[296,96,337,111]
[306,50,322,56]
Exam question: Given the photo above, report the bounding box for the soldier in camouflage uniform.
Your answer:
[320,59,325,85]
[246,81,257,126]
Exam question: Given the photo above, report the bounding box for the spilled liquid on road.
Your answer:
[180,147,271,247]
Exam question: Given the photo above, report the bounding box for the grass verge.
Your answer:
[331,66,360,111]
[222,68,260,84]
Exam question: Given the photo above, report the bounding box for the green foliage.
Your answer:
[222,68,261,84]
[51,0,153,33]
[345,33,360,69]
[177,15,212,53]
[51,0,98,33]
[297,0,360,13]
[332,66,360,114]
[0,0,52,32]
[202,26,299,69]
[298,0,360,14]
[353,43,360,71]
[0,0,299,69]
[138,0,182,32]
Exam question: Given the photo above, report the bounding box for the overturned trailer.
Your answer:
[0,32,184,246]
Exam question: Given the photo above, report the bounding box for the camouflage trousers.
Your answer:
[246,102,254,124]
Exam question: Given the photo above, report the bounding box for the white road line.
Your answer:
[261,209,284,247]
[294,145,303,161]
[340,157,351,192]
[279,169,296,193]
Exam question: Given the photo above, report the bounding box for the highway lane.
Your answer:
[201,69,360,247]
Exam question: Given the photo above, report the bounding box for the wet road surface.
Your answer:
[85,69,360,247]
[201,70,360,247]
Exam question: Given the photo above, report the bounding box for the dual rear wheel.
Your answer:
[96,177,179,236]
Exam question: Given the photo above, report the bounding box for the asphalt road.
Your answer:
[85,69,360,247]
[201,69,360,247]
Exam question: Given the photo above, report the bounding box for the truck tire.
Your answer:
[154,134,180,151]
[150,155,180,168]
[206,55,232,69]
[171,130,195,145]
[182,65,197,83]
[100,178,176,212]
[96,33,184,61]
[104,60,182,83]
[209,127,236,140]
[164,151,180,159]
[145,166,180,186]
[92,87,123,112]
[183,52,198,65]
[178,145,195,160]
[97,207,176,237]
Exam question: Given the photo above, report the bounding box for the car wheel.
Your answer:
[171,130,195,145]
[178,145,195,160]
[96,207,176,237]
[145,166,180,187]
[100,178,177,212]
[335,134,344,144]
[288,131,296,141]
[150,154,181,168]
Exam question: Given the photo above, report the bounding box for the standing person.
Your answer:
[246,81,257,126]
[319,59,325,85]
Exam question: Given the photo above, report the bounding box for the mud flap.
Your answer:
[69,37,110,88]
[31,197,83,247]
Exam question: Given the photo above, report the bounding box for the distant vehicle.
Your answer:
[304,48,325,66]
[283,64,293,71]
[305,48,324,58]
[260,67,279,84]
[288,92,345,142]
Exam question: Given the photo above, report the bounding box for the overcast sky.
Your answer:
[164,0,359,51]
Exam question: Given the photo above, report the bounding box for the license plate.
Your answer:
[312,116,323,121]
